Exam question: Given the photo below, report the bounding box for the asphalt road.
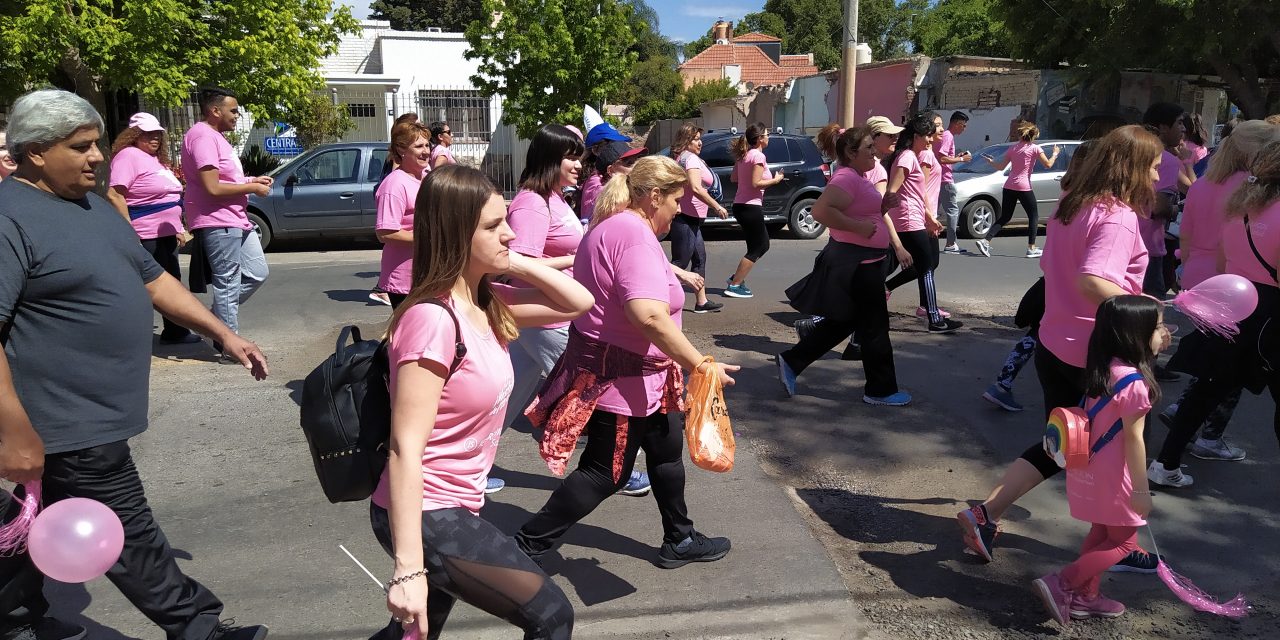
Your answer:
[43,227,1280,639]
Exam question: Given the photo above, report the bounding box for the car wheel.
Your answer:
[788,197,825,240]
[247,211,273,249]
[961,199,996,239]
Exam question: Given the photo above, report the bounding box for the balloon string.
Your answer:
[0,481,41,556]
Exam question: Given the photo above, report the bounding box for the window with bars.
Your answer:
[418,90,492,141]
[346,103,377,118]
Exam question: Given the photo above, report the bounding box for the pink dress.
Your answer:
[1066,362,1151,526]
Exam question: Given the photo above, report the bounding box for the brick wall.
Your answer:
[941,70,1041,109]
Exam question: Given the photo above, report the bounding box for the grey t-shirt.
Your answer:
[0,179,164,454]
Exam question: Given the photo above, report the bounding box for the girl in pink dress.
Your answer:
[1033,295,1170,627]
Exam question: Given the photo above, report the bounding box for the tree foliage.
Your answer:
[0,0,360,121]
[465,0,637,138]
[911,0,1011,58]
[284,95,357,149]
[369,0,487,33]
[993,0,1280,118]
[629,78,738,126]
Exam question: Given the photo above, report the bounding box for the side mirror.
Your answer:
[285,174,299,186]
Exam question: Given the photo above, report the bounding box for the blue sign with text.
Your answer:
[264,136,303,156]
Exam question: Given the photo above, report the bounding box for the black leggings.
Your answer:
[517,410,695,556]
[389,292,409,309]
[370,505,573,640]
[987,188,1038,244]
[885,230,944,322]
[732,203,770,263]
[141,235,193,341]
[669,214,706,277]
[1018,346,1087,479]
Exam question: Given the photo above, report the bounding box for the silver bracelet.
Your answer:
[387,569,427,588]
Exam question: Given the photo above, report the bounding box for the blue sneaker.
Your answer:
[982,383,1024,412]
[484,477,505,494]
[1107,549,1162,574]
[863,391,912,406]
[723,279,753,298]
[777,356,797,397]
[618,471,651,497]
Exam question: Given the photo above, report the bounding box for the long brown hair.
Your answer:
[388,164,518,344]
[591,155,687,226]
[670,123,703,158]
[111,127,170,166]
[1054,125,1162,225]
[1226,140,1280,220]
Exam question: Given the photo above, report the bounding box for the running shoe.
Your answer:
[723,279,753,298]
[841,342,862,361]
[942,244,965,255]
[484,477,506,494]
[1,618,87,640]
[915,306,952,319]
[928,318,964,333]
[656,531,731,569]
[368,291,392,306]
[618,471,651,496]
[1031,573,1072,627]
[1025,247,1043,258]
[863,391,912,406]
[777,356,797,398]
[1190,437,1246,461]
[794,318,816,341]
[975,239,992,257]
[1069,592,1125,619]
[956,505,998,562]
[693,300,724,313]
[1107,549,1162,574]
[1146,461,1194,488]
[982,383,1024,412]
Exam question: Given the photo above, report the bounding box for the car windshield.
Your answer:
[954,143,1014,174]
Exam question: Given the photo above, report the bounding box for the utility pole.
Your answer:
[839,0,859,128]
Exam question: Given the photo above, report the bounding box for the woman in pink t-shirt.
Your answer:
[105,112,200,345]
[958,126,1164,564]
[725,123,786,298]
[978,122,1060,258]
[779,126,909,405]
[376,121,431,307]
[424,120,457,174]
[1180,112,1210,171]
[883,114,962,332]
[671,123,729,312]
[516,156,740,571]
[374,164,593,639]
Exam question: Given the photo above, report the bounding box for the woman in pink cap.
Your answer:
[106,112,201,344]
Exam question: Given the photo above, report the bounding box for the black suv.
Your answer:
[661,129,829,239]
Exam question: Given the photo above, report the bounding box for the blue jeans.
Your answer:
[503,325,570,430]
[939,181,960,245]
[197,227,269,334]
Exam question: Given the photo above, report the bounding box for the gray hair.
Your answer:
[6,89,104,162]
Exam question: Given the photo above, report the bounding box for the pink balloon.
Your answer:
[1185,274,1258,321]
[28,498,124,583]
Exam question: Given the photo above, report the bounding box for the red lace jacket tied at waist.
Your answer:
[526,326,685,482]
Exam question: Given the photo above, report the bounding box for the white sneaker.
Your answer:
[1147,461,1194,487]
[1025,247,1043,258]
[975,240,991,257]
[1190,437,1246,461]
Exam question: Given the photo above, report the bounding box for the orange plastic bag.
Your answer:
[685,356,735,472]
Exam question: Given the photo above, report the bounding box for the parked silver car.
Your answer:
[952,139,1081,238]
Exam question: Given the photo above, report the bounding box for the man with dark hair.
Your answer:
[181,88,273,356]
[1140,102,1193,299]
[936,110,972,254]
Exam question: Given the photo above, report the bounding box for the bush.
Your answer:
[240,145,282,176]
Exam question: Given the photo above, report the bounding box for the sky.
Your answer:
[339,0,760,44]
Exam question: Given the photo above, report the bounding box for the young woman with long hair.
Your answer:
[977,122,1060,258]
[425,120,457,173]
[376,121,433,308]
[373,164,593,640]
[515,155,739,570]
[957,126,1164,569]
[670,122,728,312]
[725,123,786,298]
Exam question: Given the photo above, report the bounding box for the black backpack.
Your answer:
[299,300,465,503]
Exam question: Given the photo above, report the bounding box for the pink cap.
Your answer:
[565,125,584,140]
[128,112,165,132]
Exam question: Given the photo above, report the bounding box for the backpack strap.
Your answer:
[419,298,467,379]
[1245,213,1279,284]
[1087,372,1146,458]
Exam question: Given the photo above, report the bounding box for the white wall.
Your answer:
[952,106,1025,152]
[379,34,480,88]
[775,75,833,136]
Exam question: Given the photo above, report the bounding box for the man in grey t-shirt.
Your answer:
[0,91,270,640]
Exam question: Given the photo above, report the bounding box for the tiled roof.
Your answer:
[732,32,781,43]
[779,55,813,68]
[680,44,820,87]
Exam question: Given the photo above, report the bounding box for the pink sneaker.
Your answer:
[915,306,952,319]
[1070,592,1125,619]
[1031,573,1072,627]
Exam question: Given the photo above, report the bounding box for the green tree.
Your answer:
[465,0,637,138]
[681,78,739,113]
[912,0,1011,58]
[282,95,357,149]
[369,0,487,33]
[0,0,360,121]
[994,0,1280,118]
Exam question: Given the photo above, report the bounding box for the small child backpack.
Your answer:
[1043,372,1144,470]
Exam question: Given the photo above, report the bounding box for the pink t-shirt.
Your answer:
[180,122,252,231]
[1224,199,1280,286]
[1004,141,1043,192]
[933,130,957,183]
[370,296,515,514]
[1066,361,1152,527]
[919,148,941,217]
[508,189,583,329]
[1039,199,1148,368]
[1139,150,1184,258]
[885,152,928,232]
[1183,141,1209,168]
[858,162,888,188]
[424,145,455,175]
[375,169,421,294]
[572,211,683,416]
[109,146,185,240]
[580,174,604,223]
[1180,171,1247,289]
[733,148,771,205]
[677,151,714,218]
[826,167,888,250]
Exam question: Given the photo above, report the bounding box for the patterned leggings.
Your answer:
[995,329,1038,391]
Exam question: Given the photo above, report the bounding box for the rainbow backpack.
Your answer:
[1044,372,1144,470]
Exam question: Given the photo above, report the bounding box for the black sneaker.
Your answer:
[655,531,731,569]
[794,317,816,341]
[0,618,86,640]
[159,333,204,345]
[928,318,964,333]
[956,505,998,562]
[213,620,268,640]
[693,300,724,313]
[1107,549,1162,574]
[841,342,862,361]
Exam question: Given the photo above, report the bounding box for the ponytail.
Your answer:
[589,155,688,226]
[592,173,632,225]
[730,123,768,161]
